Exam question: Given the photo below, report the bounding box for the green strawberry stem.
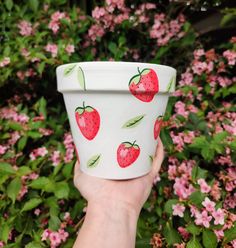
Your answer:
[137,67,141,75]
[82,101,85,109]
[131,140,136,146]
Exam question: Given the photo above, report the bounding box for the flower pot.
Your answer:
[56,61,176,179]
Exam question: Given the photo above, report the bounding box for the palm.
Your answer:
[73,139,164,214]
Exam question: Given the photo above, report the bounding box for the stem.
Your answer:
[138,67,141,75]
[82,101,85,109]
[131,140,136,146]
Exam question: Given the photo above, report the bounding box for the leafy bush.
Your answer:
[0,0,235,247]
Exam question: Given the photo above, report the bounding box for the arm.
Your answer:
[73,138,164,248]
[73,200,138,248]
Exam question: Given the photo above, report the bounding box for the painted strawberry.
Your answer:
[129,67,159,102]
[117,141,140,168]
[154,116,163,140]
[75,102,100,140]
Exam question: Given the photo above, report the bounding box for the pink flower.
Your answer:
[58,229,69,242]
[197,178,211,193]
[0,145,8,155]
[195,210,212,228]
[51,11,66,22]
[88,24,105,41]
[34,208,41,216]
[45,44,58,58]
[49,232,61,247]
[17,20,33,36]
[174,243,186,248]
[168,165,177,180]
[41,229,51,241]
[192,61,207,75]
[48,21,60,34]
[51,151,61,166]
[92,7,106,19]
[214,229,224,241]
[212,208,225,225]
[193,49,205,59]
[202,197,216,212]
[172,203,185,217]
[17,185,28,200]
[175,101,188,117]
[30,147,48,160]
[0,57,10,67]
[65,44,75,55]
[178,226,189,240]
[0,241,4,247]
[223,50,236,65]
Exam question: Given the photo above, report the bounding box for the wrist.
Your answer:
[87,198,139,222]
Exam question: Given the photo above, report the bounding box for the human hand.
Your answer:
[73,137,164,217]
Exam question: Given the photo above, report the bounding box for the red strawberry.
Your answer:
[154,116,163,140]
[75,102,100,140]
[117,141,140,168]
[129,67,159,102]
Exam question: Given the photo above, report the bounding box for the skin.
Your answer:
[73,137,164,248]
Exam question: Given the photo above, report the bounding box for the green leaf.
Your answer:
[7,177,21,204]
[164,199,179,215]
[78,66,86,90]
[202,229,217,248]
[21,198,42,212]
[223,224,236,244]
[16,166,32,176]
[160,128,173,151]
[187,237,203,248]
[108,42,117,55]
[190,136,208,149]
[29,177,54,192]
[0,162,15,174]
[62,161,74,179]
[189,191,206,208]
[201,148,215,161]
[1,223,10,243]
[213,132,228,142]
[28,0,38,12]
[191,165,208,181]
[17,136,28,151]
[27,131,42,139]
[48,215,61,231]
[63,64,76,76]
[163,222,182,245]
[87,154,101,168]
[8,122,22,131]
[5,0,13,11]
[25,242,44,248]
[38,97,47,118]
[122,114,145,128]
[186,223,201,235]
[54,182,69,199]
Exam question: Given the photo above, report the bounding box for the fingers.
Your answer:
[73,160,82,187]
[149,137,164,179]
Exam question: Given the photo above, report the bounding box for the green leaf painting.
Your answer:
[122,115,145,128]
[87,154,101,168]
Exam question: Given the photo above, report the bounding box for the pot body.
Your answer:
[56,61,176,179]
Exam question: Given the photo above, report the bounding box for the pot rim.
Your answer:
[56,61,176,73]
[56,61,176,93]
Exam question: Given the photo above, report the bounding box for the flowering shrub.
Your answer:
[149,40,236,247]
[0,0,235,247]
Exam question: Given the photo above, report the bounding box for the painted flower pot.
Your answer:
[56,62,176,179]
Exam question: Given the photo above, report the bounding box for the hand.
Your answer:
[73,137,164,217]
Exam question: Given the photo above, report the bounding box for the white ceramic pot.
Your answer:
[56,61,176,179]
